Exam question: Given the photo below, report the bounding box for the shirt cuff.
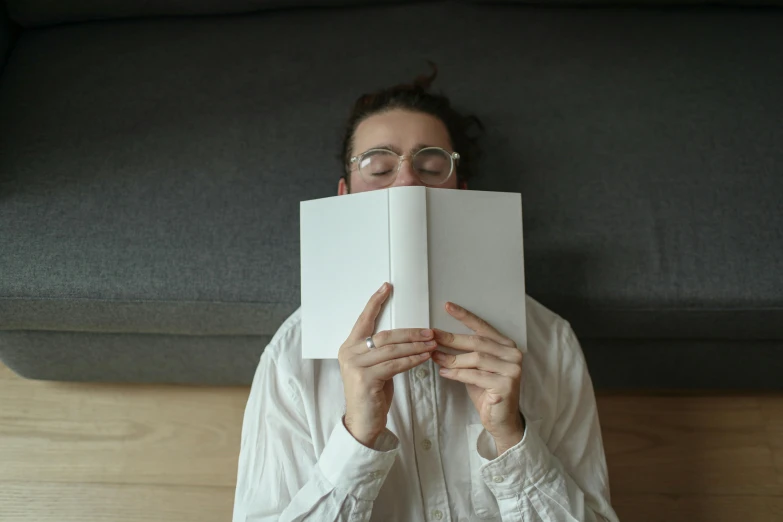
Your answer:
[317,417,400,501]
[475,419,549,498]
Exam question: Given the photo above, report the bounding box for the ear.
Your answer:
[338,177,349,196]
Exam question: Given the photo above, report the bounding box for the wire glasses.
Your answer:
[349,147,460,188]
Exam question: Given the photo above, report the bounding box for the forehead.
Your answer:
[353,109,453,153]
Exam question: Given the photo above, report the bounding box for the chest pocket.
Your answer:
[465,419,543,521]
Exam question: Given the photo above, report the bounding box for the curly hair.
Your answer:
[340,63,483,192]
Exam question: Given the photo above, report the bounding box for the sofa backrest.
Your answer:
[1,1,782,386]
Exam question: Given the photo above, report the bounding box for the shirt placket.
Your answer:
[410,358,452,522]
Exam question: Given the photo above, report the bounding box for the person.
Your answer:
[232,68,619,522]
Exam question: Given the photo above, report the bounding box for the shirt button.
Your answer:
[493,475,504,483]
[416,368,429,379]
[432,509,443,520]
[422,438,432,450]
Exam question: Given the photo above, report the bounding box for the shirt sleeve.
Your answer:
[471,323,620,522]
[232,347,400,522]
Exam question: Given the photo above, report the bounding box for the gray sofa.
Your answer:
[1,0,781,388]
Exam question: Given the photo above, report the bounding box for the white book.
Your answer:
[300,186,526,359]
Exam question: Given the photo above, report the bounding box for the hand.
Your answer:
[338,282,438,448]
[432,302,525,455]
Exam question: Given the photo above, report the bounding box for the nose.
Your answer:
[392,157,423,187]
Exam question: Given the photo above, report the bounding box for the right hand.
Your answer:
[338,282,437,448]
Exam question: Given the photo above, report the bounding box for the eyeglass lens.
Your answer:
[358,149,452,186]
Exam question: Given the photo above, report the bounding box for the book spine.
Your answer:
[388,187,431,329]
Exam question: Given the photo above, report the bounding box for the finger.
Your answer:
[445,302,516,347]
[438,367,510,393]
[347,327,434,358]
[371,328,434,350]
[355,340,438,367]
[432,350,522,379]
[432,329,521,363]
[369,352,432,380]
[347,283,391,342]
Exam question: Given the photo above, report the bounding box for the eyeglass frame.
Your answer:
[348,146,461,187]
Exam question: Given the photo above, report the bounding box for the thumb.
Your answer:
[347,283,391,341]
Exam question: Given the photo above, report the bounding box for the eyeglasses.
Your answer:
[349,147,460,188]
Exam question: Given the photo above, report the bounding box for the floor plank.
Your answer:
[611,493,783,522]
[758,396,783,491]
[596,394,782,497]
[2,362,783,522]
[0,481,235,522]
[0,374,248,487]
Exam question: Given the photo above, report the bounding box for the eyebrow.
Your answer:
[370,143,437,155]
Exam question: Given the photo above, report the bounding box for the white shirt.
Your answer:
[233,296,619,522]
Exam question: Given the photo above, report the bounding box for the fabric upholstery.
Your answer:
[581,339,783,390]
[0,0,14,70]
[0,330,268,384]
[5,0,416,27]
[0,298,296,336]
[9,0,783,27]
[1,2,781,386]
[2,331,781,389]
[476,0,783,5]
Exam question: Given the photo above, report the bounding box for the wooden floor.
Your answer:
[1,363,781,522]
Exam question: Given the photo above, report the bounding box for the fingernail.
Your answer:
[424,341,437,347]
[439,368,450,375]
[420,329,433,337]
[446,302,457,311]
[378,283,387,293]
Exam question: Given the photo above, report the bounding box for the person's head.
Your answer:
[338,64,483,195]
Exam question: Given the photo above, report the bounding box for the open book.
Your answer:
[300,186,526,359]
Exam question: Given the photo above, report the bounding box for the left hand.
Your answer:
[432,301,525,456]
